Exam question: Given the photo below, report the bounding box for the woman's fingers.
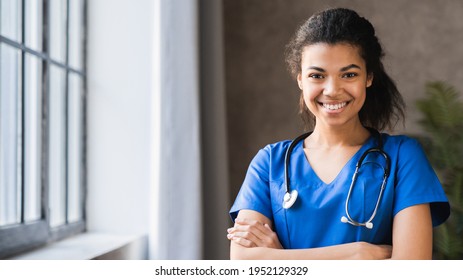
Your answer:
[228,235,257,248]
[227,218,283,249]
[353,242,393,259]
[262,224,283,249]
[227,223,263,247]
[234,218,271,246]
[227,226,259,247]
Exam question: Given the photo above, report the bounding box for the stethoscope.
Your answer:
[282,127,390,229]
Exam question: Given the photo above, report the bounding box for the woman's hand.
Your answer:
[227,217,283,249]
[228,210,392,260]
[350,242,392,260]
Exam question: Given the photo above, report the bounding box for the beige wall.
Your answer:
[223,0,463,204]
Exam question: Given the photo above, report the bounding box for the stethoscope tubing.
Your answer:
[283,128,391,229]
[283,132,311,194]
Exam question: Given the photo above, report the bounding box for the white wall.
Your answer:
[86,0,153,237]
[86,0,203,259]
[151,0,202,259]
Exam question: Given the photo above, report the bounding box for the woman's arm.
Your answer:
[228,209,392,260]
[390,203,433,259]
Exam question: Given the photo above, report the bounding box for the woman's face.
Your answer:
[297,43,373,129]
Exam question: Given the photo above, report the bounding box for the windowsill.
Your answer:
[8,232,148,260]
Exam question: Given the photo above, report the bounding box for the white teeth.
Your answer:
[323,102,347,110]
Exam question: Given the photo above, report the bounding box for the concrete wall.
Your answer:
[223,0,463,204]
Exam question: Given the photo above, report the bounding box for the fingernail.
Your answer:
[235,218,241,222]
[227,234,233,239]
[227,228,232,233]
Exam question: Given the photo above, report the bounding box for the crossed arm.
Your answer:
[228,203,432,260]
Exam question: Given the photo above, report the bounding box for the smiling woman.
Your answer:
[227,7,450,260]
[297,43,372,129]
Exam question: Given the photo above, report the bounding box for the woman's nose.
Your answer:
[323,78,341,96]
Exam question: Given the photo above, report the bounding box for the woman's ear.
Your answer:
[297,73,303,90]
[366,73,374,88]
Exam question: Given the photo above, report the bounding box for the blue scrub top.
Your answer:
[229,133,450,249]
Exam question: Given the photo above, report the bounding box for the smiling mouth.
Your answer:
[318,101,348,111]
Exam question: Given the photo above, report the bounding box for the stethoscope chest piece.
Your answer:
[283,190,298,209]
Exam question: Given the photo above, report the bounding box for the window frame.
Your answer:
[0,0,87,259]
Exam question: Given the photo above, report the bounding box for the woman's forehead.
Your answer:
[300,43,365,69]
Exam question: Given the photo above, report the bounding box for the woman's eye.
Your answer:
[308,73,324,79]
[343,72,358,78]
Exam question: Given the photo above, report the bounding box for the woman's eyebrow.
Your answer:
[306,66,326,72]
[340,64,361,72]
[306,64,362,72]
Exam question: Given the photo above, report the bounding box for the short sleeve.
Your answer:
[229,147,273,223]
[393,138,450,227]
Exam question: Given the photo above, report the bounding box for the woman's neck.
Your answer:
[308,122,370,148]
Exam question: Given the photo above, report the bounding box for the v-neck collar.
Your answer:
[294,135,376,186]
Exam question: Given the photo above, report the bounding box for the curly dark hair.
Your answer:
[285,8,405,131]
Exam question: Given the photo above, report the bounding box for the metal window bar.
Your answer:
[41,0,50,228]
[20,0,26,224]
[0,0,87,258]
[64,0,70,226]
[0,35,84,77]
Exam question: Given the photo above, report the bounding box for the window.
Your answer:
[0,0,86,258]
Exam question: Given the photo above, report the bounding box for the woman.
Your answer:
[227,8,450,260]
